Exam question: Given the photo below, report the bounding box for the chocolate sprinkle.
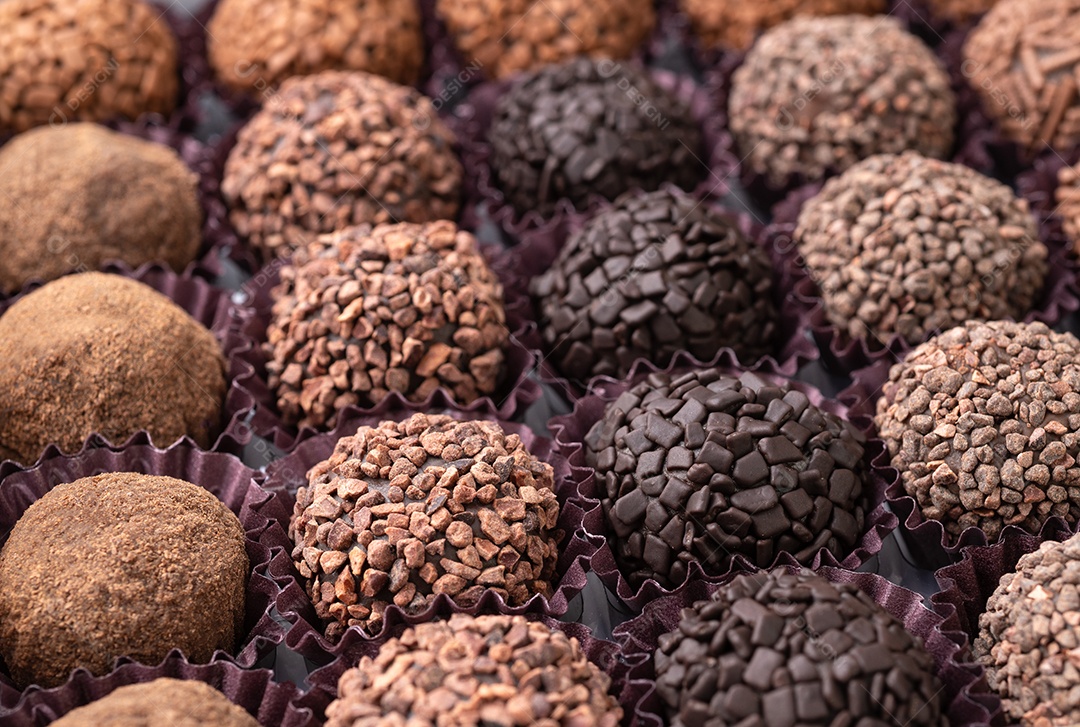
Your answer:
[677,0,884,50]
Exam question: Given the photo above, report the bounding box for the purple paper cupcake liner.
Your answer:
[546,354,898,614]
[614,560,1001,727]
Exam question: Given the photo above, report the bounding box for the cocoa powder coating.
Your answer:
[50,678,259,727]
[677,0,885,50]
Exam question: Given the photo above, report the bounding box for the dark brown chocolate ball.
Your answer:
[0,473,248,688]
[678,0,885,50]
[50,679,259,727]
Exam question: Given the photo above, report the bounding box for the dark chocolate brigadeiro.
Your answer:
[1056,160,1080,255]
[677,0,884,50]
[290,413,562,638]
[49,679,259,727]
[796,152,1047,349]
[584,369,867,589]
[729,15,955,189]
[531,188,778,384]
[654,569,947,727]
[875,320,1080,542]
[265,221,508,429]
[325,614,619,727]
[489,57,704,218]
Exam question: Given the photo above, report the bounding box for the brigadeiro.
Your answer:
[222,71,462,262]
[531,188,778,384]
[289,413,562,638]
[208,0,423,93]
[1056,160,1080,255]
[0,473,248,688]
[488,57,704,219]
[677,0,884,50]
[584,369,868,589]
[265,221,507,429]
[729,15,956,191]
[435,0,654,80]
[653,569,947,727]
[875,320,1080,543]
[48,679,258,727]
[796,151,1047,349]
[0,0,178,133]
[0,124,201,294]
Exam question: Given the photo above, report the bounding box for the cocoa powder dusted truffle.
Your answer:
[0,473,248,688]
[289,414,562,638]
[729,15,956,189]
[1056,161,1080,255]
[50,679,259,727]
[265,221,508,429]
[796,152,1047,348]
[435,0,655,80]
[875,321,1080,542]
[584,369,867,589]
[0,123,201,293]
[0,0,178,133]
[531,189,778,383]
[489,58,704,218]
[654,569,947,727]
[222,71,462,262]
[0,273,226,464]
[677,0,885,50]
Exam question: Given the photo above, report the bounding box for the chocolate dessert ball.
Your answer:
[51,679,258,727]
[531,189,778,383]
[925,0,998,22]
[0,0,178,133]
[0,273,226,463]
[489,58,703,218]
[796,152,1047,348]
[265,221,508,429]
[0,473,248,688]
[290,414,561,638]
[730,16,955,189]
[1056,160,1080,256]
[678,0,884,50]
[584,369,867,589]
[325,614,620,727]
[435,0,655,80]
[0,123,201,293]
[875,321,1080,542]
[208,0,423,93]
[655,569,946,727]
[222,71,461,261]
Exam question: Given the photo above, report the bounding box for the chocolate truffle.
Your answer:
[963,0,1080,152]
[290,413,561,638]
[208,0,423,93]
[265,221,508,429]
[583,369,867,589]
[924,0,998,22]
[50,679,259,727]
[222,71,462,262]
[435,0,655,80]
[325,614,620,727]
[729,15,956,189]
[489,58,704,218]
[796,152,1047,348]
[531,188,778,383]
[0,0,178,133]
[1056,160,1080,256]
[0,273,226,464]
[654,569,946,727]
[875,320,1080,542]
[0,473,248,688]
[677,0,884,50]
[975,533,1080,726]
[0,123,202,293]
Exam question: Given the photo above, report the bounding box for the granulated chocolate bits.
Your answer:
[678,0,884,50]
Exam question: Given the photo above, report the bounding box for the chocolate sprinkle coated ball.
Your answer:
[435,0,655,80]
[655,569,947,727]
[530,189,778,383]
[1056,161,1080,256]
[222,71,462,262]
[50,679,259,727]
[796,152,1047,348]
[265,221,508,429]
[289,414,561,638]
[730,16,956,189]
[0,473,248,689]
[0,0,178,133]
[677,0,884,50]
[584,369,867,589]
[325,614,620,727]
[975,534,1080,726]
[924,0,998,22]
[876,321,1080,541]
[489,58,704,218]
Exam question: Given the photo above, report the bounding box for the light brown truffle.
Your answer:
[678,0,885,50]
[0,473,248,688]
[50,679,259,727]
[0,124,202,293]
[0,273,226,464]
